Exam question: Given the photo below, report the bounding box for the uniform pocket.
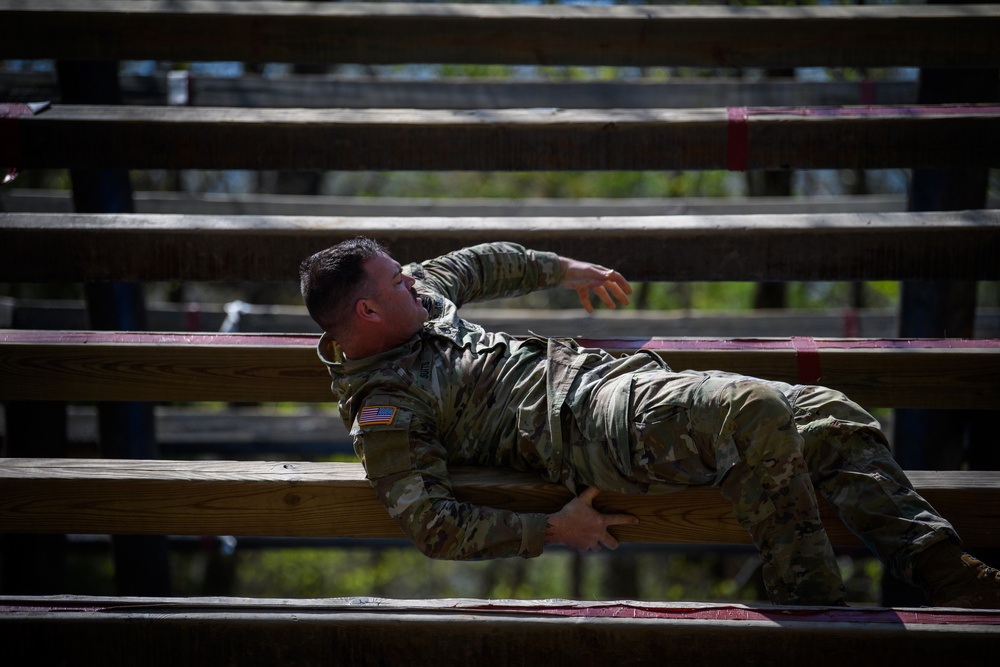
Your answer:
[354,406,413,479]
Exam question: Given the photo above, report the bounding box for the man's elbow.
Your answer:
[410,525,466,560]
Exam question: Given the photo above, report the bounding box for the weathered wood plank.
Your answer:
[1,459,997,548]
[2,210,999,282]
[0,71,920,109]
[2,597,998,667]
[1,2,997,68]
[3,105,999,171]
[1,331,998,409]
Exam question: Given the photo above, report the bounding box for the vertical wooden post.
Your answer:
[749,68,795,311]
[0,399,68,594]
[56,60,172,597]
[887,12,999,604]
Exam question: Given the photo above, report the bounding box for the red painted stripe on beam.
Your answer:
[575,337,1000,351]
[0,330,320,346]
[726,106,749,171]
[3,600,998,626]
[471,602,1000,626]
[792,336,822,383]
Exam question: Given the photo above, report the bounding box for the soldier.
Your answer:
[300,238,1000,608]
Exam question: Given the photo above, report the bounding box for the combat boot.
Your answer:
[914,539,1000,608]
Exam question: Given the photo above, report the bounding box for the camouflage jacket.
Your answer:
[317,242,663,561]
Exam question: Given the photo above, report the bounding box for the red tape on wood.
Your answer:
[468,601,1000,626]
[726,106,749,171]
[791,336,822,384]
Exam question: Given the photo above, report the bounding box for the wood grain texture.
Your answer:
[2,2,998,68]
[3,597,999,666]
[2,459,997,547]
[3,210,998,282]
[1,331,997,409]
[4,105,999,171]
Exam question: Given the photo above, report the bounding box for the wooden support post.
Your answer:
[55,60,171,598]
[0,401,67,595]
[888,11,1000,604]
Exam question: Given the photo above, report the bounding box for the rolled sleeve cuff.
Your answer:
[517,512,549,558]
[529,249,565,288]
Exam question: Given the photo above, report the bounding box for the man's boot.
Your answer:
[914,540,1000,608]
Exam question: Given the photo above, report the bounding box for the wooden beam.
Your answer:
[1,459,998,548]
[2,597,998,667]
[1,331,998,409]
[4,105,999,171]
[0,71,920,109]
[1,2,997,68]
[2,210,998,283]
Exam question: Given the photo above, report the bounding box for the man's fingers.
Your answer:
[601,270,632,296]
[578,486,601,505]
[606,280,631,306]
[605,512,639,528]
[575,282,630,312]
[613,272,633,296]
[594,285,616,309]
[595,514,638,552]
[599,533,620,551]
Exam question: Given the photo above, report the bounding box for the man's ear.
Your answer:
[355,298,381,323]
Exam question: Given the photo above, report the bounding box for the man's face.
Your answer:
[364,252,428,340]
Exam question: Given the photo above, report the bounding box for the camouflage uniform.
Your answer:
[318,242,958,605]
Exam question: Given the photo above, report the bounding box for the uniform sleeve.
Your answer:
[411,242,564,309]
[353,396,548,560]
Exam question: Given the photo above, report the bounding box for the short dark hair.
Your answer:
[299,237,387,335]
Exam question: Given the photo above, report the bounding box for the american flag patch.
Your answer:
[358,405,397,426]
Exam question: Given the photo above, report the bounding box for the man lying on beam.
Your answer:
[299,239,1000,608]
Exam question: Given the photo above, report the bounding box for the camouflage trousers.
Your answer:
[566,369,959,605]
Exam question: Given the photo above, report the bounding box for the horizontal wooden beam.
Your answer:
[2,210,998,283]
[3,105,999,171]
[2,597,998,666]
[0,71,920,109]
[1,331,998,409]
[1,459,997,549]
[1,2,997,68]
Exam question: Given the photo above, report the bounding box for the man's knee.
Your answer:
[719,379,797,446]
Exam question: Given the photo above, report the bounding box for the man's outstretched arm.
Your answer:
[546,487,638,553]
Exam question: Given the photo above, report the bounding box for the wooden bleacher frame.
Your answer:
[2,2,1000,662]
